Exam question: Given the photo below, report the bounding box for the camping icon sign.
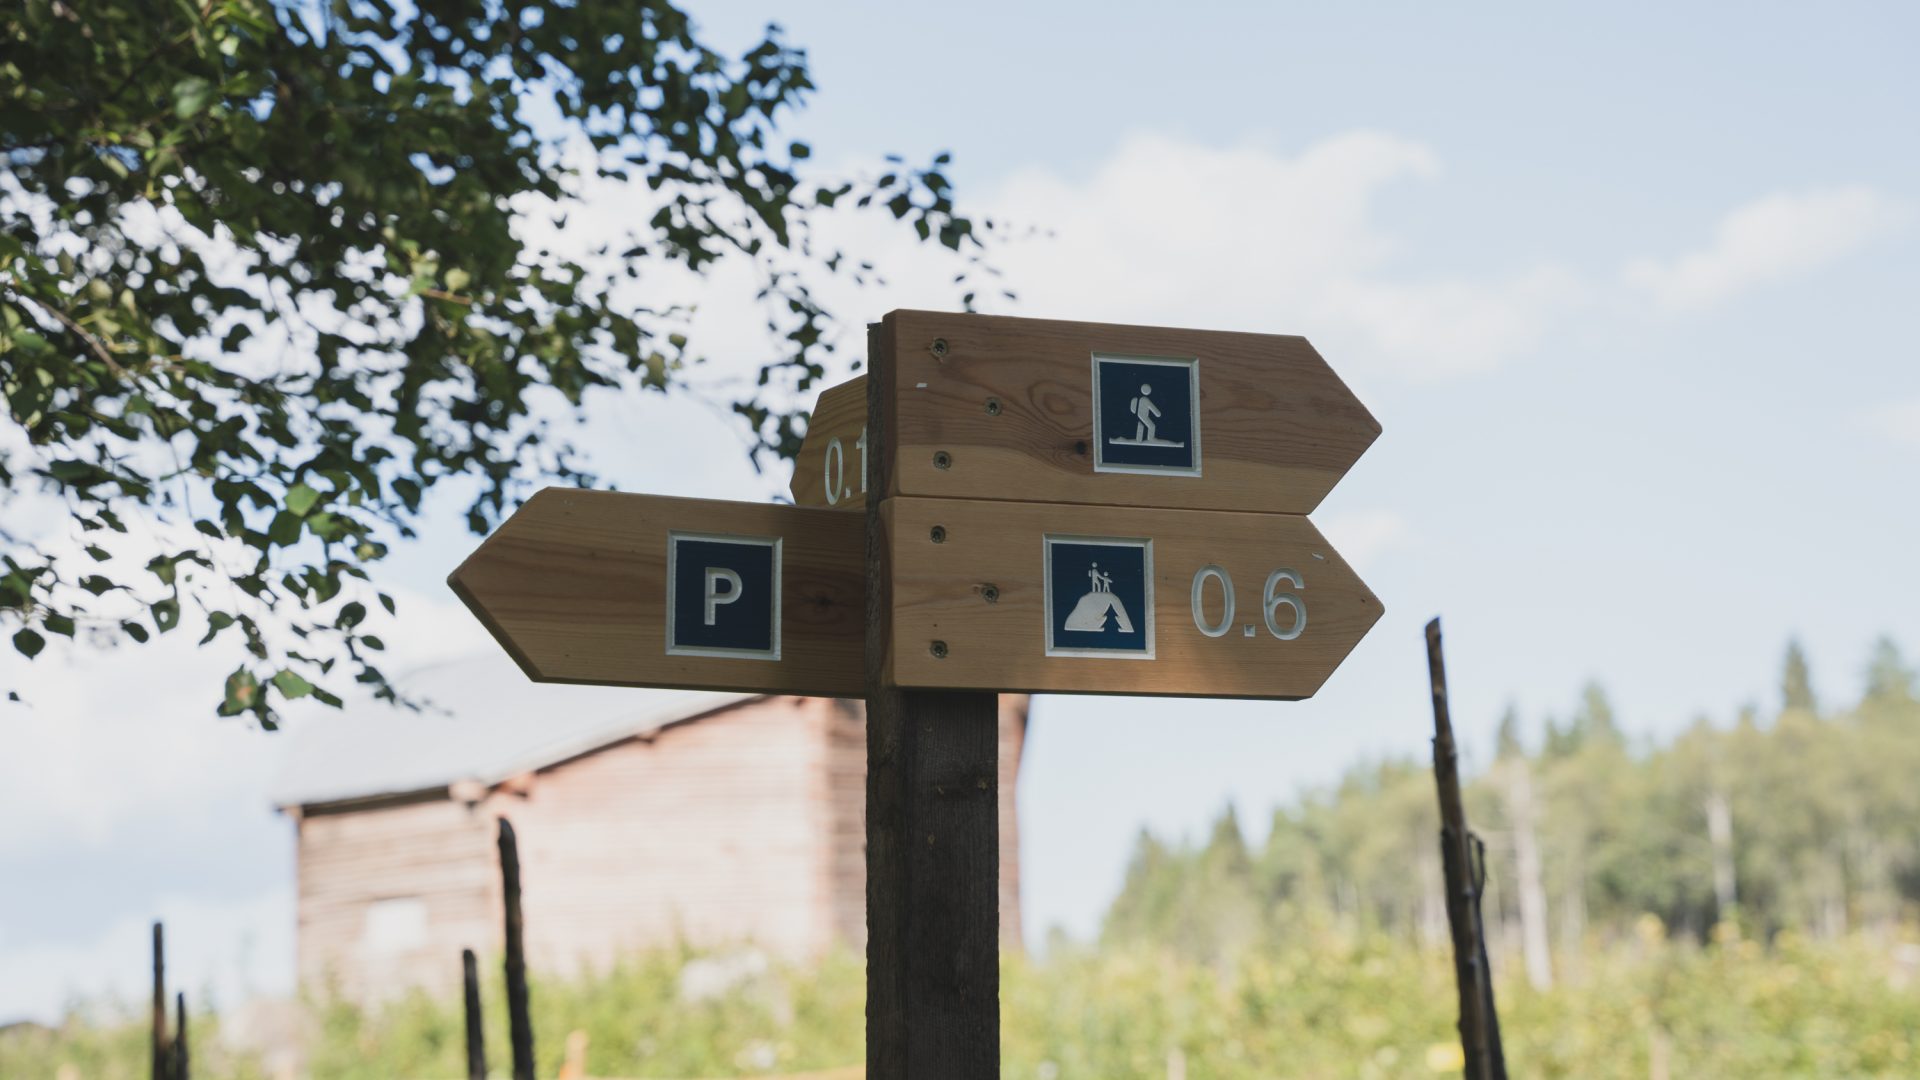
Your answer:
[1092,354,1200,476]
[1044,535,1154,659]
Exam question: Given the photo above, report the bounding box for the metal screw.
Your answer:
[984,397,1002,416]
[1074,440,1089,456]
[930,640,949,659]
[929,338,949,359]
[981,584,1000,604]
[932,450,952,470]
[930,525,947,544]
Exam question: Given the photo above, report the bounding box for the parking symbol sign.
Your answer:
[1092,354,1200,476]
[667,532,781,660]
[1044,535,1154,659]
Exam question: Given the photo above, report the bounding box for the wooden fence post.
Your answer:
[172,991,189,1080]
[1426,618,1507,1079]
[462,948,488,1080]
[151,921,168,1080]
[863,318,1001,1077]
[499,818,536,1080]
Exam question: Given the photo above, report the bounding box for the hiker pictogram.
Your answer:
[1093,356,1200,475]
[1062,560,1137,633]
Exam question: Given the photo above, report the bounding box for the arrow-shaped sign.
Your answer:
[790,374,867,509]
[838,310,1380,515]
[874,497,1381,699]
[449,489,865,697]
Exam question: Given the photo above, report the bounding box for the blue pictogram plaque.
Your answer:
[1092,354,1200,476]
[1044,535,1154,659]
[666,532,781,660]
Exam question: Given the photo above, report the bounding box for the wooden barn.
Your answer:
[272,658,1027,1002]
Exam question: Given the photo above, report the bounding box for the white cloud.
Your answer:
[1865,397,1920,447]
[1624,186,1910,311]
[798,131,1583,382]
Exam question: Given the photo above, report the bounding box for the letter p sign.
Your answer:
[667,533,781,660]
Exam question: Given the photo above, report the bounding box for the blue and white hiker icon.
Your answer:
[1093,356,1198,475]
[1062,560,1136,633]
[1108,383,1183,450]
[1045,535,1153,657]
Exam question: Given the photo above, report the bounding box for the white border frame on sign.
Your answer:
[665,531,783,661]
[1042,533,1156,660]
[1090,353,1202,478]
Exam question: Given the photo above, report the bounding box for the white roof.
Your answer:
[270,654,753,809]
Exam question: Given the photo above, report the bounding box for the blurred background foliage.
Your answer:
[5,635,1917,1077]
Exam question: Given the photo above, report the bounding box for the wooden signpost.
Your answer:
[452,309,1383,1079]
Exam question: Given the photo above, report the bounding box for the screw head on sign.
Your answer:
[932,450,952,470]
[930,640,949,659]
[930,525,947,544]
[981,584,1000,603]
[930,338,950,359]
[985,398,1002,416]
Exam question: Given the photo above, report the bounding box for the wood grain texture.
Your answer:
[879,497,1382,699]
[874,309,1380,514]
[448,489,864,697]
[789,374,868,509]
[864,318,1002,1078]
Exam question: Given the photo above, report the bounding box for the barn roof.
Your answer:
[270,655,754,810]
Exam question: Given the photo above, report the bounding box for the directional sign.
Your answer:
[864,310,1380,514]
[449,488,864,696]
[874,497,1381,699]
[789,375,867,509]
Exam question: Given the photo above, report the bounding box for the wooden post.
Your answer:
[172,991,189,1080]
[462,948,488,1080]
[151,921,168,1080]
[1425,618,1506,1080]
[864,318,1001,1077]
[498,818,536,1080]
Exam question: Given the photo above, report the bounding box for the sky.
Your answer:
[4,0,1919,1022]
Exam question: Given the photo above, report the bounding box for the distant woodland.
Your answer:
[1101,637,1920,989]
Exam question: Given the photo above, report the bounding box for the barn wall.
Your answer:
[291,693,1029,998]
[293,791,496,1003]
[493,696,842,976]
[820,694,1029,950]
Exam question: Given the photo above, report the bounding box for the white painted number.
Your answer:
[1187,565,1308,641]
[1190,565,1234,638]
[823,438,845,506]
[704,567,743,625]
[1263,569,1306,641]
[821,427,870,505]
[855,427,868,497]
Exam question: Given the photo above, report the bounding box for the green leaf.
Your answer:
[151,597,181,634]
[198,610,235,645]
[172,77,215,120]
[270,669,315,700]
[12,628,44,658]
[219,667,259,717]
[268,511,302,547]
[120,621,150,644]
[284,483,322,517]
[43,613,75,637]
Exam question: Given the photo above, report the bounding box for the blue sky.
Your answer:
[4,0,1917,1021]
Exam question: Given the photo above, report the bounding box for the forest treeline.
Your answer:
[1102,637,1920,989]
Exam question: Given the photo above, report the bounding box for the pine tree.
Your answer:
[1782,639,1818,714]
[1864,636,1914,704]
